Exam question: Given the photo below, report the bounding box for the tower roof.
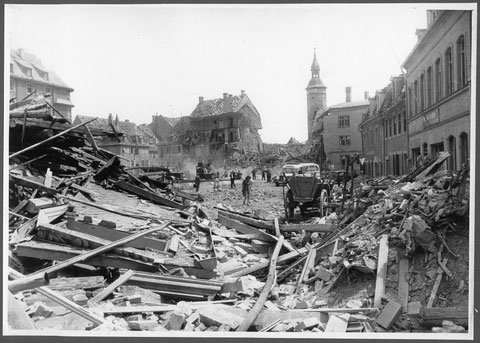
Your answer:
[307,49,325,89]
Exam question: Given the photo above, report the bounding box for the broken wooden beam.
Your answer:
[90,270,135,304]
[217,213,276,242]
[373,234,389,308]
[115,180,184,209]
[427,258,448,308]
[8,272,49,293]
[279,223,338,233]
[93,155,120,182]
[421,307,468,328]
[236,235,284,332]
[216,208,273,230]
[66,219,167,251]
[397,256,409,311]
[10,175,58,196]
[18,221,172,284]
[9,117,98,159]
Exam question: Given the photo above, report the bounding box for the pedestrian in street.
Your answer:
[213,175,220,192]
[266,169,272,182]
[194,175,201,192]
[242,175,252,205]
[251,169,256,180]
[230,171,236,189]
[262,170,266,180]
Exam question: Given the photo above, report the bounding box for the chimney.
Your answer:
[115,114,119,125]
[223,93,228,99]
[199,96,204,103]
[364,91,369,100]
[108,113,113,124]
[345,86,352,103]
[241,90,245,96]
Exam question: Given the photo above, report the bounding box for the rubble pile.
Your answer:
[7,119,470,334]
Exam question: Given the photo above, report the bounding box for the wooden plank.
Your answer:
[9,199,28,221]
[421,307,468,328]
[66,219,167,251]
[48,276,105,291]
[427,258,448,308]
[279,223,338,233]
[93,156,120,182]
[44,168,53,188]
[373,234,389,308]
[90,270,135,304]
[10,175,58,195]
[37,204,69,226]
[273,218,281,237]
[297,247,316,289]
[216,209,273,230]
[324,313,350,332]
[39,223,164,264]
[70,183,98,199]
[19,221,172,283]
[115,180,184,209]
[236,236,284,332]
[9,117,98,159]
[14,240,158,272]
[218,213,276,242]
[398,257,409,311]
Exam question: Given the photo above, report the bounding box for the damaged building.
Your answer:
[360,76,409,177]
[73,114,160,168]
[402,10,471,170]
[152,91,263,169]
[10,48,74,121]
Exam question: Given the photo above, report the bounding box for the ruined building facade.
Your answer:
[10,48,74,120]
[360,76,408,177]
[151,91,263,169]
[402,10,471,171]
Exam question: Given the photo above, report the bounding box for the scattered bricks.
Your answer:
[190,244,210,255]
[375,300,402,330]
[315,266,333,282]
[186,312,200,325]
[285,319,299,332]
[235,242,254,253]
[216,251,229,263]
[251,240,272,254]
[211,235,226,244]
[407,301,423,317]
[26,302,54,318]
[167,311,186,330]
[295,300,309,309]
[264,300,281,311]
[221,278,248,293]
[184,322,195,331]
[219,260,248,276]
[72,293,88,305]
[195,323,207,331]
[295,317,320,332]
[233,245,248,257]
[198,307,244,329]
[432,320,466,333]
[128,319,159,331]
[217,324,231,331]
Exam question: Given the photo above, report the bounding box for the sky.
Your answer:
[5,3,475,144]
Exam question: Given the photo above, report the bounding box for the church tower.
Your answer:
[306,49,327,140]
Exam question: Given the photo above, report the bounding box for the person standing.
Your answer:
[230,171,236,189]
[242,175,252,205]
[194,175,201,192]
[251,169,256,180]
[262,170,266,180]
[213,175,220,192]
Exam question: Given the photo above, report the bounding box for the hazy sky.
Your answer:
[5,3,474,143]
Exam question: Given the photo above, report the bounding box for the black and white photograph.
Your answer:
[3,2,476,340]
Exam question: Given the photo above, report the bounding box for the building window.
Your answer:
[26,83,34,94]
[338,115,350,128]
[403,112,407,132]
[398,114,402,134]
[426,66,433,107]
[413,80,418,115]
[393,115,397,135]
[339,135,350,146]
[435,58,442,101]
[445,47,453,96]
[389,118,393,137]
[10,63,13,73]
[408,87,413,118]
[457,35,466,87]
[420,73,425,111]
[375,126,379,143]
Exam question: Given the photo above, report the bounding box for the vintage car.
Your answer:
[273,163,321,186]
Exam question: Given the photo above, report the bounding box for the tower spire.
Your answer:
[311,48,320,77]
